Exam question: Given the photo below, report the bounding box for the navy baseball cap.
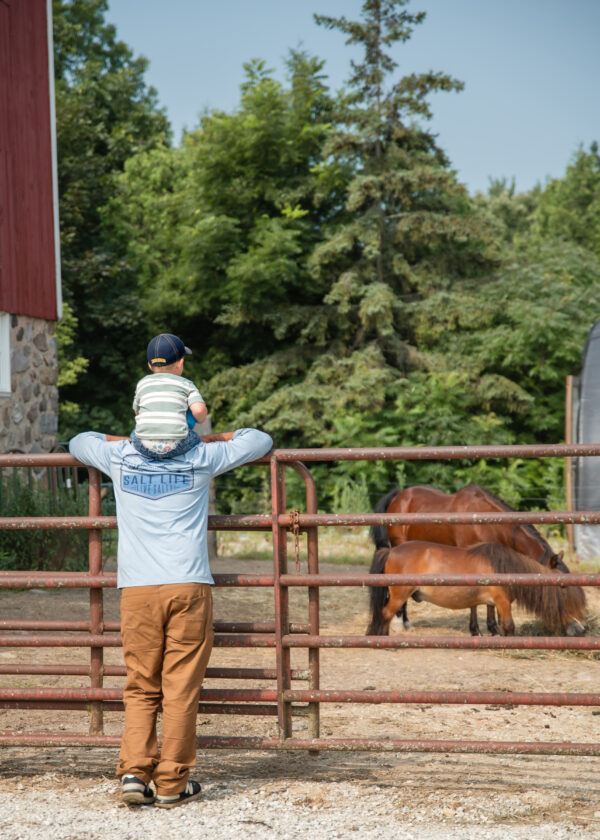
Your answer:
[147,334,192,366]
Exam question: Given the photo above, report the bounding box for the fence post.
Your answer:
[288,461,320,742]
[271,455,292,741]
[88,467,104,735]
[196,416,218,562]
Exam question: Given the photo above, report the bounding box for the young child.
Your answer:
[131,333,208,460]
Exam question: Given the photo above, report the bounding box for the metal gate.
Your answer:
[2,443,600,755]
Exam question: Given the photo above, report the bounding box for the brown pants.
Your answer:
[117,583,213,795]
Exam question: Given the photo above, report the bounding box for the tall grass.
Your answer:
[0,470,89,571]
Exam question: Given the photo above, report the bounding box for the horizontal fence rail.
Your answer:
[1,445,600,755]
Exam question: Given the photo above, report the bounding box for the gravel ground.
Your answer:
[1,748,600,839]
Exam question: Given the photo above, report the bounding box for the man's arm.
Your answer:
[69,432,115,476]
[200,431,234,443]
[202,428,273,477]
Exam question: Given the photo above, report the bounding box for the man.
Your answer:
[69,425,273,808]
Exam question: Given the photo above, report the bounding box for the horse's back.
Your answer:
[389,486,451,514]
[387,486,455,546]
[386,540,483,574]
[452,485,511,514]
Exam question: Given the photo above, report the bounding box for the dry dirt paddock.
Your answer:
[1,533,600,839]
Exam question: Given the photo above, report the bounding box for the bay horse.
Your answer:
[366,541,587,637]
[370,484,569,635]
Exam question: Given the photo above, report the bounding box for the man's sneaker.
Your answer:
[155,780,202,809]
[121,774,155,806]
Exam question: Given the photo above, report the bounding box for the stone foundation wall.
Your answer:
[1,314,59,453]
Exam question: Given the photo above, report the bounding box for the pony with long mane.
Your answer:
[366,541,587,637]
[370,484,569,634]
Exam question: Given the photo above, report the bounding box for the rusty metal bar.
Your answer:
[7,632,597,651]
[0,620,309,634]
[0,730,596,754]
[283,634,600,650]
[0,634,122,647]
[280,572,600,587]
[0,514,274,531]
[278,511,600,527]
[4,442,600,470]
[0,664,125,676]
[0,516,117,530]
[272,443,600,461]
[0,621,94,631]
[0,701,280,716]
[0,572,274,589]
[4,509,600,530]
[286,461,320,742]
[88,467,104,735]
[0,514,271,531]
[283,689,600,706]
[0,664,307,680]
[0,633,279,648]
[0,687,279,702]
[0,572,116,588]
[271,456,292,741]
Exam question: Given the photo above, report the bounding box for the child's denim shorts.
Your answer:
[130,430,200,460]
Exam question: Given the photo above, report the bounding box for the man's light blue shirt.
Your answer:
[69,429,273,588]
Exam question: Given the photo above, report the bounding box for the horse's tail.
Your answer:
[469,543,587,632]
[366,547,390,635]
[370,488,400,549]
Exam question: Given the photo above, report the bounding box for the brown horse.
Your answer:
[366,541,587,637]
[371,484,568,635]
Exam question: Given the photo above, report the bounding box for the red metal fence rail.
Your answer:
[1,445,600,754]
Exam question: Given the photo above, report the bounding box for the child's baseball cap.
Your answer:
[147,333,192,366]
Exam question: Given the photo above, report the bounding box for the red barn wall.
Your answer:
[0,0,59,320]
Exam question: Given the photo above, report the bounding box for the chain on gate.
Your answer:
[291,509,301,572]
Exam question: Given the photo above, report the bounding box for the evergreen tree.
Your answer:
[206,0,499,453]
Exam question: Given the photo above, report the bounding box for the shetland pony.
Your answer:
[366,541,586,637]
[370,485,569,634]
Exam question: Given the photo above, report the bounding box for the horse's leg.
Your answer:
[469,607,481,636]
[492,590,515,635]
[486,605,501,636]
[382,587,414,635]
[396,602,412,630]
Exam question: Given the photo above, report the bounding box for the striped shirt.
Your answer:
[133,373,203,440]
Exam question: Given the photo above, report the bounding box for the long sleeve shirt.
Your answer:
[69,429,273,588]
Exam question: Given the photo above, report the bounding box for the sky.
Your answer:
[105,0,600,195]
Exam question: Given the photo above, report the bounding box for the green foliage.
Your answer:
[413,239,600,441]
[53,0,171,437]
[533,143,600,257]
[0,473,89,570]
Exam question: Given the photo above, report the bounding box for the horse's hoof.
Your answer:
[403,621,412,630]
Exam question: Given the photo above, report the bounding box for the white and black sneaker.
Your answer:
[155,780,202,809]
[121,774,155,806]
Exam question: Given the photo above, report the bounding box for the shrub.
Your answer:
[0,470,90,571]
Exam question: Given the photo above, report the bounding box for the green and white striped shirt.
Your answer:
[133,373,203,440]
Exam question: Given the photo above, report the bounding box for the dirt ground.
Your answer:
[1,539,600,835]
